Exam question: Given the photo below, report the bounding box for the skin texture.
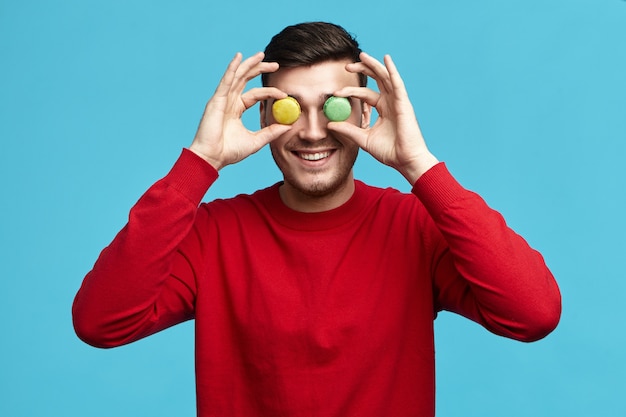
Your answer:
[189,51,439,213]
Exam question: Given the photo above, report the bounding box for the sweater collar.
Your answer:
[260,180,369,231]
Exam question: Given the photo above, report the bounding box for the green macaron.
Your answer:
[323,96,352,122]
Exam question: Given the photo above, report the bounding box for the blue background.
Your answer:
[1,0,625,415]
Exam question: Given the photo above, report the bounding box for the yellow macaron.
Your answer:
[272,97,301,125]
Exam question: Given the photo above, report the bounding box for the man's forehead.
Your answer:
[267,60,358,86]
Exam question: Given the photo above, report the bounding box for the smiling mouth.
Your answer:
[295,151,333,161]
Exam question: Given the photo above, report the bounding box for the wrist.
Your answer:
[188,143,223,171]
[400,152,440,185]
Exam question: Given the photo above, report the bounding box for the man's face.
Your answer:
[261,60,370,208]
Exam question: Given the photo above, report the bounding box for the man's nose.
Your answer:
[297,111,327,141]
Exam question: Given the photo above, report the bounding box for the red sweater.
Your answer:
[73,149,561,417]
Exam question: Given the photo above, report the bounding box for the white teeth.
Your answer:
[299,151,331,161]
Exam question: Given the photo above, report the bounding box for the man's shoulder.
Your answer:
[353,180,430,222]
[355,180,415,204]
[199,183,281,214]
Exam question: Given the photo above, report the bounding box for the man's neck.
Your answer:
[278,178,356,213]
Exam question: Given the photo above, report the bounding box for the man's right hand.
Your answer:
[189,52,292,171]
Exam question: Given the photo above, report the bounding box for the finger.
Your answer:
[362,52,394,94]
[241,87,288,110]
[232,53,278,92]
[327,122,368,149]
[348,52,393,94]
[213,52,243,98]
[345,64,390,96]
[358,52,389,77]
[332,86,380,108]
[345,62,378,84]
[253,123,293,147]
[233,52,264,79]
[383,55,410,101]
[238,61,280,86]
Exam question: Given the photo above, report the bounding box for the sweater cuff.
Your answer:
[162,148,219,205]
[411,162,468,219]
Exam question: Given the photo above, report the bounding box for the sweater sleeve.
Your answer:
[72,149,219,348]
[412,163,561,342]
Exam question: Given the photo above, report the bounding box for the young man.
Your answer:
[73,22,561,416]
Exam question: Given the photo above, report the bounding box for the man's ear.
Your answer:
[360,101,372,129]
[260,100,268,128]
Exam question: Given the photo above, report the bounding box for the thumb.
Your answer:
[327,122,368,149]
[254,124,292,147]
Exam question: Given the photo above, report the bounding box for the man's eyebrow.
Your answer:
[287,93,349,104]
[320,93,354,103]
[283,93,329,102]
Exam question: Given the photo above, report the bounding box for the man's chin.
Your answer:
[286,173,353,198]
[291,181,338,198]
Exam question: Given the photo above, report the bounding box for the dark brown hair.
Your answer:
[262,22,367,87]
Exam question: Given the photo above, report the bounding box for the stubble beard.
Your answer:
[271,142,359,199]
